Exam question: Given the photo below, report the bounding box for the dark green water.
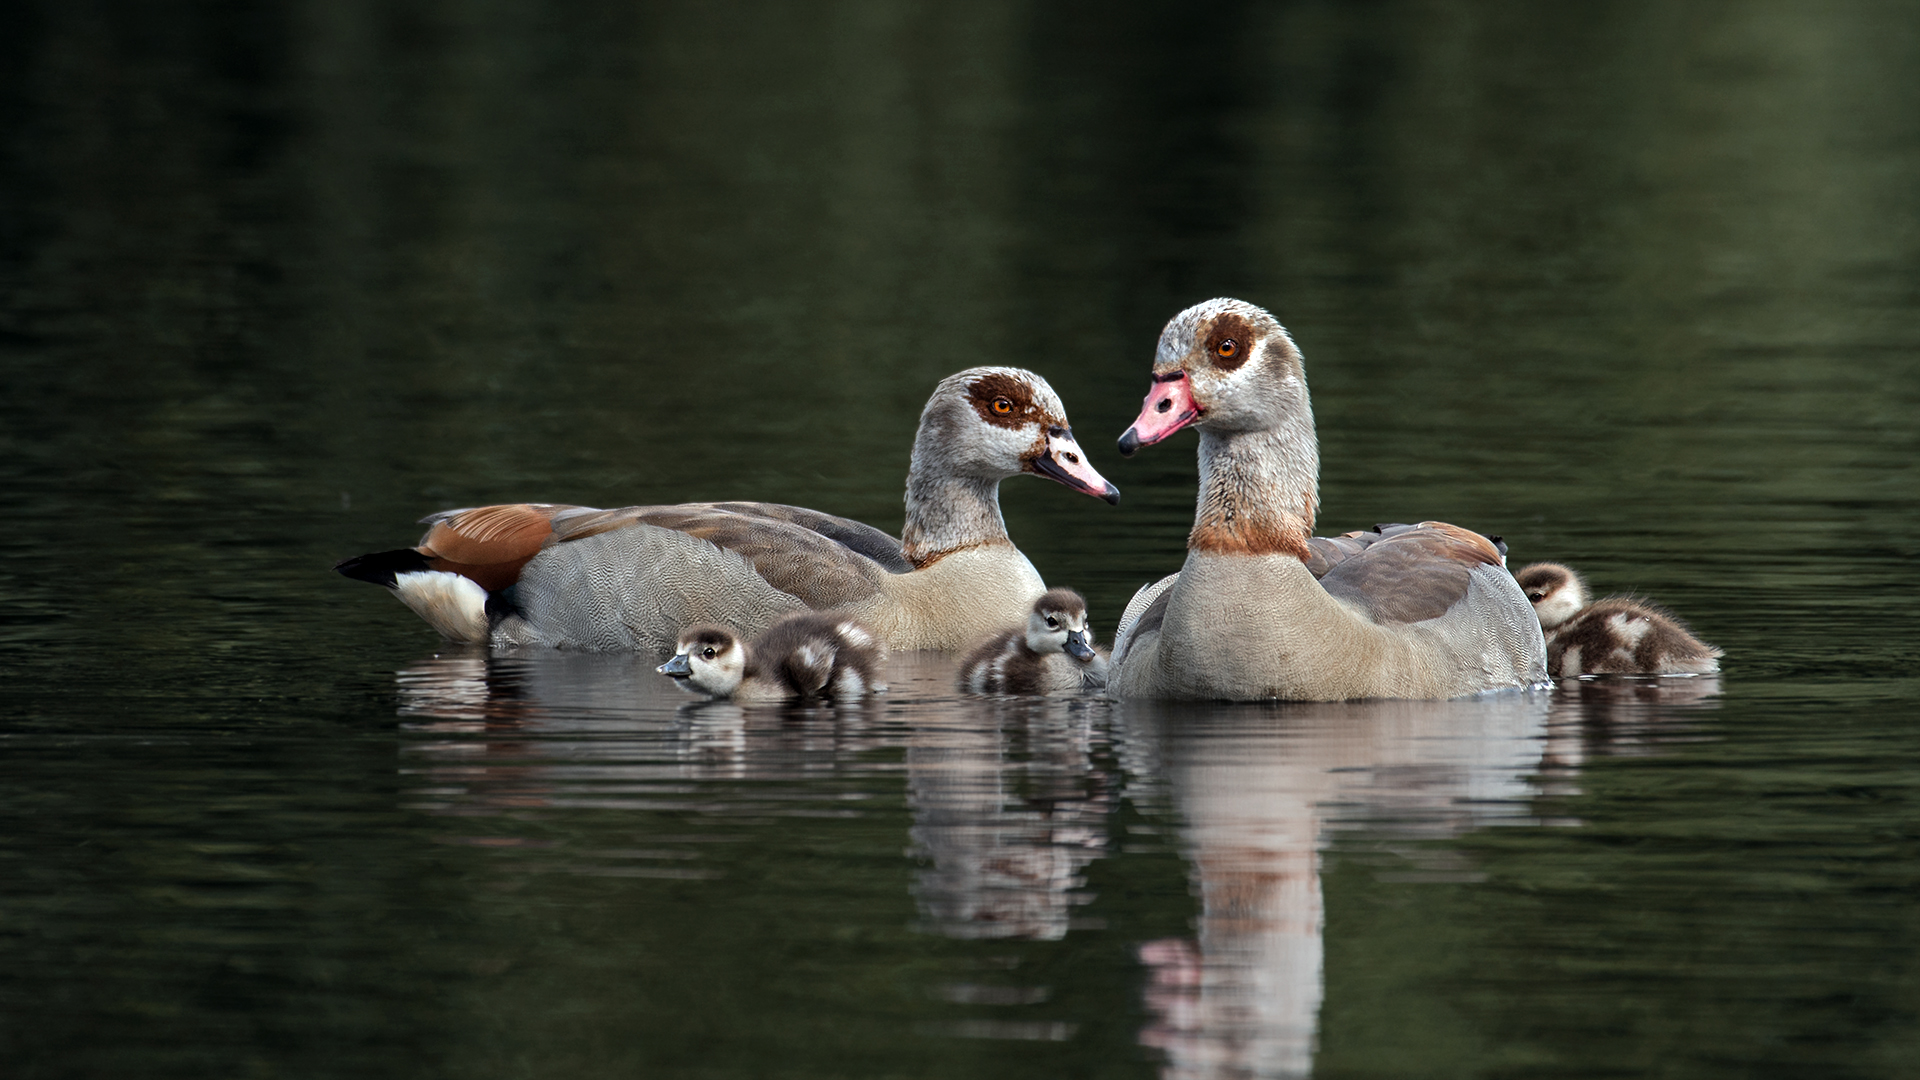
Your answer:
[4,2,1918,1077]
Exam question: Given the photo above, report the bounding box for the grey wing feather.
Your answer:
[1302,529,1388,578]
[494,523,811,652]
[1316,523,1498,626]
[550,504,890,609]
[704,503,912,573]
[1112,573,1180,668]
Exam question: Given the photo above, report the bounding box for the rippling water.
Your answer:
[4,1,1919,1077]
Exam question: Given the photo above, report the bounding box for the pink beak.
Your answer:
[1029,428,1121,504]
[1117,372,1200,456]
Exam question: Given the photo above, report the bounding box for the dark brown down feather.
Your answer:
[1546,597,1722,675]
[958,628,1046,694]
[750,612,868,698]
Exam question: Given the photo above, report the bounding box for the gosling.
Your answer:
[1514,562,1722,677]
[958,587,1108,694]
[657,612,887,702]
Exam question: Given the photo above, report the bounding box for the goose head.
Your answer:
[915,367,1119,503]
[1514,562,1588,630]
[1116,300,1320,557]
[658,625,746,696]
[1025,586,1096,662]
[1117,299,1312,455]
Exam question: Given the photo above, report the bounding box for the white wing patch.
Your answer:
[393,571,490,643]
[832,668,867,698]
[1605,611,1653,647]
[1557,644,1583,678]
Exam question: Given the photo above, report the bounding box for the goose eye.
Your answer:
[1045,617,1059,629]
[1216,338,1238,359]
[702,647,716,659]
[992,397,1014,415]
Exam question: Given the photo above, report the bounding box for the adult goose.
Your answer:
[336,367,1119,653]
[1106,299,1546,701]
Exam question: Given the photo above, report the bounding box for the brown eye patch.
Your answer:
[1204,313,1253,371]
[967,372,1041,429]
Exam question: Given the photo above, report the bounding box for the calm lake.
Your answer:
[3,2,1918,1077]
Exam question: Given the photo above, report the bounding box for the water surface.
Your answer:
[3,1,1918,1077]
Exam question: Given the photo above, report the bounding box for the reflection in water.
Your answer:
[908,698,1113,941]
[1119,680,1721,1080]
[394,647,909,815]
[1117,696,1548,1079]
[395,648,1118,939]
[388,648,1719,1075]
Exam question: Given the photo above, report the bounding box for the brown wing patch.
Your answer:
[966,371,1044,430]
[1316,521,1501,625]
[550,503,887,609]
[416,504,569,592]
[1414,521,1504,567]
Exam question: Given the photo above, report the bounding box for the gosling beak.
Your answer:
[1028,427,1121,505]
[1118,371,1200,456]
[1064,629,1095,662]
[657,654,692,678]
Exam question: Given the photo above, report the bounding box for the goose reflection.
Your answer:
[383,648,1719,1076]
[1117,696,1549,1079]
[396,647,1118,940]
[907,697,1113,940]
[1119,676,1722,1080]
[391,647,917,808]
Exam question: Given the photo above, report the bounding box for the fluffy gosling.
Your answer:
[658,613,886,701]
[1514,562,1721,677]
[958,587,1108,694]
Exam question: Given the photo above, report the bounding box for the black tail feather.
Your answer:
[334,548,432,588]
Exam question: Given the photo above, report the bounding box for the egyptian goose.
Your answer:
[336,368,1118,653]
[1514,562,1722,676]
[957,586,1108,694]
[656,612,886,702]
[1105,298,1547,701]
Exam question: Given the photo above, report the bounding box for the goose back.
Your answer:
[1113,540,1542,701]
[337,367,1116,654]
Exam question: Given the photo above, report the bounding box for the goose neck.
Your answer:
[901,471,1011,567]
[1189,427,1319,559]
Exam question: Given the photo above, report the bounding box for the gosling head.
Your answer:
[1514,562,1588,630]
[657,625,746,696]
[1025,587,1096,663]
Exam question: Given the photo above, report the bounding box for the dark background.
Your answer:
[3,2,1918,1077]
